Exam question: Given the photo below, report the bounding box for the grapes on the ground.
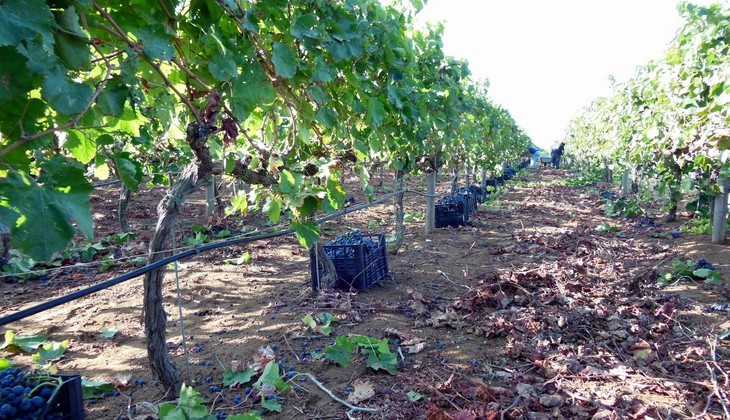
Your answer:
[696,258,716,271]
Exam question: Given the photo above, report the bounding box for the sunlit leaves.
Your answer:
[0,162,93,262]
[0,0,55,48]
[231,66,276,121]
[96,78,129,117]
[136,25,175,60]
[0,47,34,105]
[272,42,297,78]
[41,69,94,116]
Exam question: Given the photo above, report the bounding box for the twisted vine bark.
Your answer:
[391,169,405,254]
[144,124,212,396]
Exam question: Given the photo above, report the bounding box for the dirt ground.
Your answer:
[1,168,729,419]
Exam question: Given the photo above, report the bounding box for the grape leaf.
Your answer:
[261,397,282,412]
[272,42,297,78]
[32,340,69,364]
[254,361,290,393]
[42,68,94,116]
[65,130,96,164]
[323,335,354,367]
[291,220,319,248]
[208,55,237,82]
[223,367,254,387]
[81,378,116,399]
[0,358,12,370]
[0,330,49,353]
[263,196,283,223]
[96,78,129,117]
[0,0,55,48]
[0,172,76,261]
[0,47,34,104]
[136,24,175,60]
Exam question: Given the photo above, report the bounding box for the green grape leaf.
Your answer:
[176,384,210,418]
[261,397,282,412]
[323,335,355,367]
[254,360,291,393]
[0,47,34,104]
[113,153,144,193]
[231,66,276,121]
[39,157,94,240]
[65,130,96,164]
[407,390,425,401]
[0,0,55,48]
[223,367,255,387]
[0,172,76,261]
[315,108,338,129]
[96,78,129,117]
[228,412,263,420]
[0,330,49,353]
[302,314,316,330]
[272,42,297,78]
[367,97,385,128]
[208,55,238,82]
[325,178,346,212]
[42,69,94,116]
[291,220,319,248]
[81,378,116,399]
[365,349,398,374]
[278,169,299,194]
[54,6,90,70]
[136,24,175,60]
[263,196,283,223]
[32,339,69,364]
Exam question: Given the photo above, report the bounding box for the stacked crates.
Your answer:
[436,184,490,228]
[310,231,389,291]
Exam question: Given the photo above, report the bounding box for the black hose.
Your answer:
[0,189,408,326]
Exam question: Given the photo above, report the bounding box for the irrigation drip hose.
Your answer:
[0,189,409,327]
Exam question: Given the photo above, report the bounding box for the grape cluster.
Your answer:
[696,258,716,271]
[0,368,60,420]
[325,231,379,259]
[437,194,468,209]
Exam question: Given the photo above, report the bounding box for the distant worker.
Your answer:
[527,146,540,169]
[551,143,565,168]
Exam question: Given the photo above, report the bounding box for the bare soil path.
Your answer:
[1,168,729,419]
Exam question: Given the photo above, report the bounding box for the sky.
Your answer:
[416,0,701,149]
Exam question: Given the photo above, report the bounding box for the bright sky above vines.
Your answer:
[417,0,715,150]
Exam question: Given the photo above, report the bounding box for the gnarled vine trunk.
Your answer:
[391,169,405,254]
[144,124,213,397]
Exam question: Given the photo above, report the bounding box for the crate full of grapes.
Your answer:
[310,231,389,291]
[435,195,468,228]
[0,368,84,419]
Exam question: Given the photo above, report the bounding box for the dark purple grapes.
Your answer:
[0,368,60,420]
[696,258,716,271]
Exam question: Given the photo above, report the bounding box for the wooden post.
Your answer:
[711,178,729,244]
[205,175,216,217]
[621,169,631,196]
[425,167,437,234]
[392,169,405,254]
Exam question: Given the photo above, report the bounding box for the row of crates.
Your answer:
[435,184,490,228]
[310,231,389,291]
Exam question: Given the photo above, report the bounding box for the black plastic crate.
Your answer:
[310,233,389,291]
[468,185,487,203]
[456,189,477,213]
[41,374,84,419]
[435,203,467,228]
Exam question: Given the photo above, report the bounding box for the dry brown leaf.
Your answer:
[347,379,375,404]
[406,342,426,354]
